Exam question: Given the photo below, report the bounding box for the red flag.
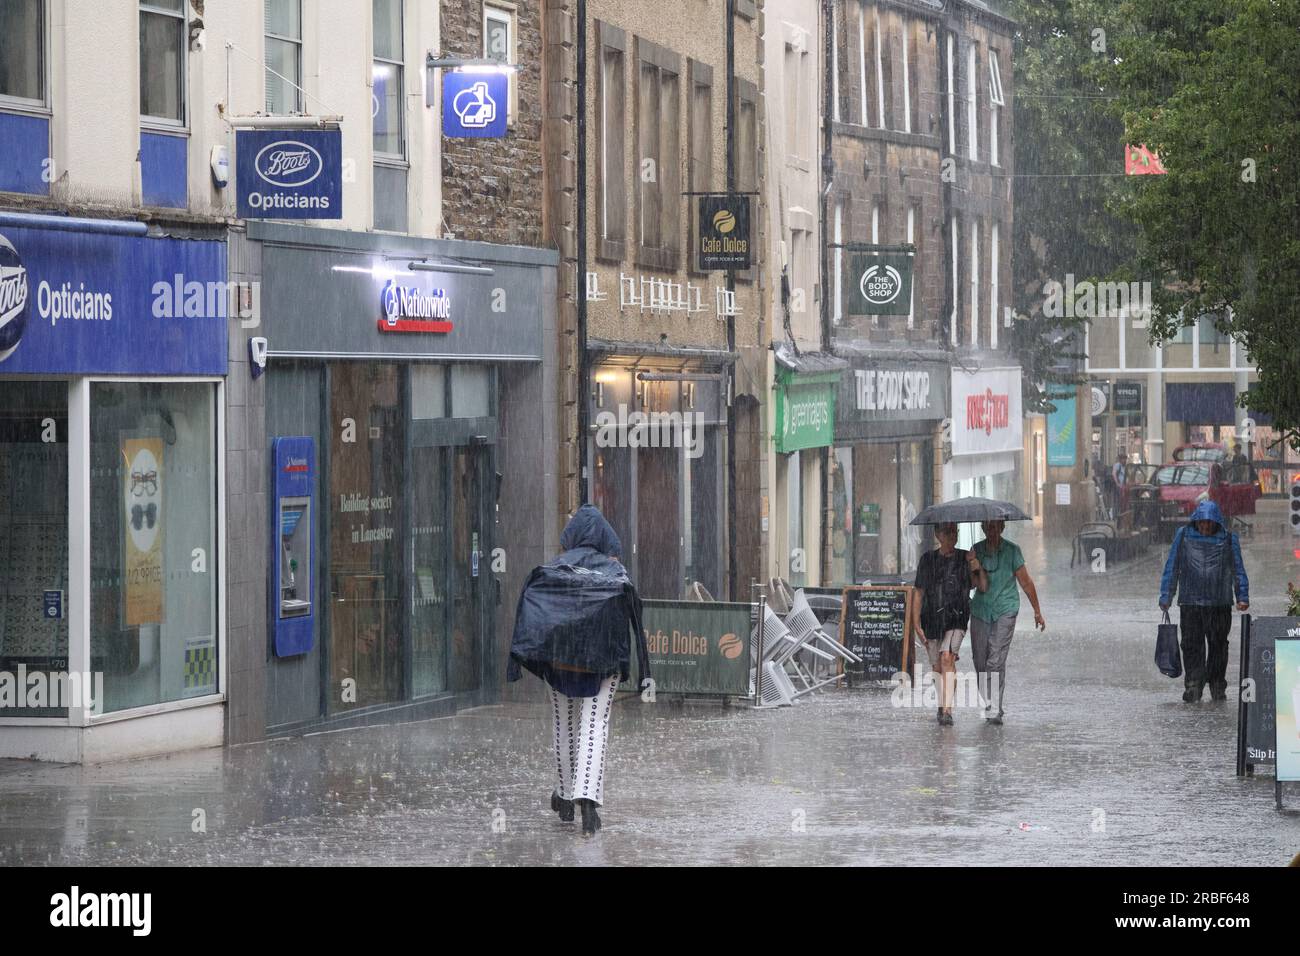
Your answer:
[1125,144,1167,175]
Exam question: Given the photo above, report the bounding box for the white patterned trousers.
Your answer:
[549,675,618,806]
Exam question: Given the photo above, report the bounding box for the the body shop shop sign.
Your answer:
[848,249,914,316]
[775,371,836,453]
[696,195,752,271]
[622,601,752,697]
[236,129,342,219]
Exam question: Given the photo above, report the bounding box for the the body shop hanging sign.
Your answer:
[696,195,752,271]
[378,280,453,333]
[848,248,914,316]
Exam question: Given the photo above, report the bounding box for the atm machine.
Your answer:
[271,437,315,656]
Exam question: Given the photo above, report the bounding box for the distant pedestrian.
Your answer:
[969,520,1046,724]
[1158,500,1249,702]
[910,522,987,725]
[508,504,651,835]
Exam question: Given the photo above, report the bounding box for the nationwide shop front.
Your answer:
[0,213,227,761]
[244,222,557,735]
[830,355,948,583]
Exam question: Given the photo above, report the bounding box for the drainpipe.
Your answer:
[574,0,592,517]
[726,0,738,600]
[819,0,835,583]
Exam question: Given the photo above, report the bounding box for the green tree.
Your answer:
[1097,0,1300,450]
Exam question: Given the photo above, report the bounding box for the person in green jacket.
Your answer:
[969,520,1046,725]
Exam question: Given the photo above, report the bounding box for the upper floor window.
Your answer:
[372,0,404,159]
[483,3,517,123]
[140,0,185,123]
[989,49,1004,167]
[265,0,303,114]
[966,43,978,161]
[0,0,45,105]
[635,38,681,271]
[596,22,627,261]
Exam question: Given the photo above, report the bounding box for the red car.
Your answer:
[1151,458,1261,525]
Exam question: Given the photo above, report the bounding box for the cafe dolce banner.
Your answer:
[951,366,1024,457]
[622,601,753,697]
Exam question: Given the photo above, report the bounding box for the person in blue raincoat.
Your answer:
[508,504,651,835]
[1158,500,1249,702]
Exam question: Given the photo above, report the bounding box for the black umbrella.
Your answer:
[909,496,1030,526]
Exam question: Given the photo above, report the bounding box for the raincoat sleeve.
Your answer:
[1229,532,1249,605]
[1159,528,1184,607]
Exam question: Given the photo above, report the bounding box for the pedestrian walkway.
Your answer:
[1,525,1297,866]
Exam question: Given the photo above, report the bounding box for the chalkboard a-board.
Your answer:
[838,586,913,683]
[1241,617,1300,771]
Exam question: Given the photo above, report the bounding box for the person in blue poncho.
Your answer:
[508,504,651,835]
[1159,500,1249,703]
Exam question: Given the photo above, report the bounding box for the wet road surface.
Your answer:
[2,523,1298,866]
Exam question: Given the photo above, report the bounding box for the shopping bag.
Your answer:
[1155,609,1182,678]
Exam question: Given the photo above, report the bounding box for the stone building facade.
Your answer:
[543,0,769,601]
[439,0,546,247]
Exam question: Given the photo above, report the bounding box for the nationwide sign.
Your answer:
[441,70,508,138]
[696,195,752,271]
[848,248,914,316]
[236,129,342,219]
[378,281,453,333]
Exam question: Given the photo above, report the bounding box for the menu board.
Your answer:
[839,586,912,682]
[1243,617,1300,769]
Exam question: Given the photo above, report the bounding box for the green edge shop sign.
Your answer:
[775,377,836,453]
[848,250,914,316]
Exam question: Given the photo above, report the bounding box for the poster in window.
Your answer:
[123,437,164,627]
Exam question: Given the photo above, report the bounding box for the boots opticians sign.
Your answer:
[0,226,226,375]
[378,281,453,333]
[236,129,342,219]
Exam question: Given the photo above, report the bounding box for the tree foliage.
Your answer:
[1096,0,1300,450]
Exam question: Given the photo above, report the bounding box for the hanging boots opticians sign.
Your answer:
[236,129,342,219]
[848,248,914,316]
[696,195,752,271]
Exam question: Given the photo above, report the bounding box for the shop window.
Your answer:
[596,21,627,261]
[327,363,405,714]
[785,452,804,587]
[264,0,303,115]
[635,37,681,272]
[411,365,446,419]
[0,0,44,105]
[451,364,491,419]
[0,381,68,716]
[140,0,186,124]
[89,382,218,713]
[829,446,853,585]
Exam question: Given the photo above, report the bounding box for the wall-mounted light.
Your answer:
[407,259,494,276]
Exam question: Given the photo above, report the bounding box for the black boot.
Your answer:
[576,798,602,835]
[551,791,574,822]
[1182,683,1203,703]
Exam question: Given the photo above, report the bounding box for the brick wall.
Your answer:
[439,1,546,247]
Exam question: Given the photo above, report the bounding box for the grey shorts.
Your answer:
[923,629,966,670]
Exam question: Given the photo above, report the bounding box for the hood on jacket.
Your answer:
[560,504,623,557]
[1188,499,1226,532]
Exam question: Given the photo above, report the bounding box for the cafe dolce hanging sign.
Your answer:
[696,195,752,272]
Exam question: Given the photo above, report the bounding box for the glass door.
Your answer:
[449,444,491,693]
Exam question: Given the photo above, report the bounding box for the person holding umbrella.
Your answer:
[970,519,1046,724]
[910,522,987,725]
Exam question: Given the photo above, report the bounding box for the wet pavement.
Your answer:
[2,522,1299,866]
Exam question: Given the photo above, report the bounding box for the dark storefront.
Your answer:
[243,222,557,735]
[830,357,947,583]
